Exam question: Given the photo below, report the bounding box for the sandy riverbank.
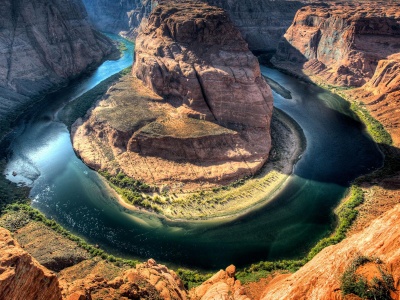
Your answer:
[104,108,306,222]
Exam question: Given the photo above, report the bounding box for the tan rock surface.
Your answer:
[0,227,62,300]
[190,265,250,300]
[261,204,400,300]
[273,3,400,87]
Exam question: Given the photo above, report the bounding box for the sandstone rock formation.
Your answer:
[0,227,62,300]
[60,258,187,300]
[0,0,115,137]
[344,53,400,145]
[82,0,304,51]
[273,3,400,87]
[190,265,250,300]
[261,204,400,300]
[73,0,273,190]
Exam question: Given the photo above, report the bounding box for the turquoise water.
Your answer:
[3,36,383,271]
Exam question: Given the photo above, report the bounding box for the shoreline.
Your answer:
[101,108,306,222]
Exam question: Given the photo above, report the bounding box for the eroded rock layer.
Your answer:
[0,227,62,300]
[73,0,273,190]
[261,204,400,300]
[0,0,115,131]
[273,3,400,87]
[344,54,400,145]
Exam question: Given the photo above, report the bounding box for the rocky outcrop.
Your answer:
[190,265,250,300]
[261,204,400,300]
[344,53,400,145]
[73,0,272,190]
[60,258,187,300]
[0,227,62,300]
[0,0,115,136]
[82,0,304,51]
[273,3,400,87]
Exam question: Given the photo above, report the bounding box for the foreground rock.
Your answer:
[0,0,115,137]
[261,204,400,300]
[60,258,187,300]
[73,0,273,190]
[273,3,400,87]
[190,265,249,300]
[0,227,62,300]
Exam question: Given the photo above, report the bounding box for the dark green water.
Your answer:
[2,36,383,271]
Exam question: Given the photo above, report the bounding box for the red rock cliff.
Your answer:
[0,227,62,300]
[273,3,400,87]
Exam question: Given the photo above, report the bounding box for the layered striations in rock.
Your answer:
[73,0,273,190]
[273,3,400,87]
[344,53,400,145]
[0,0,115,134]
[0,227,62,300]
[261,204,400,300]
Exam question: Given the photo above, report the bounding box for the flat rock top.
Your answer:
[146,0,247,50]
[298,2,400,19]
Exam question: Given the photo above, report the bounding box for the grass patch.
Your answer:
[350,102,392,145]
[59,66,132,129]
[341,256,396,299]
[176,268,213,290]
[2,203,139,268]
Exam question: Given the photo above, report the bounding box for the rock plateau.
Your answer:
[73,0,273,190]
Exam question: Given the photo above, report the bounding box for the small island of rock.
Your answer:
[72,0,273,191]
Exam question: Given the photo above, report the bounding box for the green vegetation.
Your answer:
[118,42,128,52]
[99,171,164,212]
[341,256,396,299]
[176,269,213,289]
[350,102,392,145]
[2,203,138,267]
[237,185,365,282]
[59,67,132,129]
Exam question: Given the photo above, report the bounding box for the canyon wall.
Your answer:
[261,204,400,300]
[82,0,304,51]
[73,0,273,190]
[0,0,115,135]
[272,3,400,87]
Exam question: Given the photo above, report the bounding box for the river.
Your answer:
[2,36,383,271]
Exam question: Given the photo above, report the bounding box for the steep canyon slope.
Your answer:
[73,0,273,190]
[82,0,304,51]
[0,0,115,137]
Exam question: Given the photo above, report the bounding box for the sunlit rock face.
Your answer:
[73,0,273,190]
[0,0,114,132]
[272,3,400,87]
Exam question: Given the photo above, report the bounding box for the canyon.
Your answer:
[0,0,400,299]
[0,0,115,138]
[82,0,305,51]
[72,0,273,191]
